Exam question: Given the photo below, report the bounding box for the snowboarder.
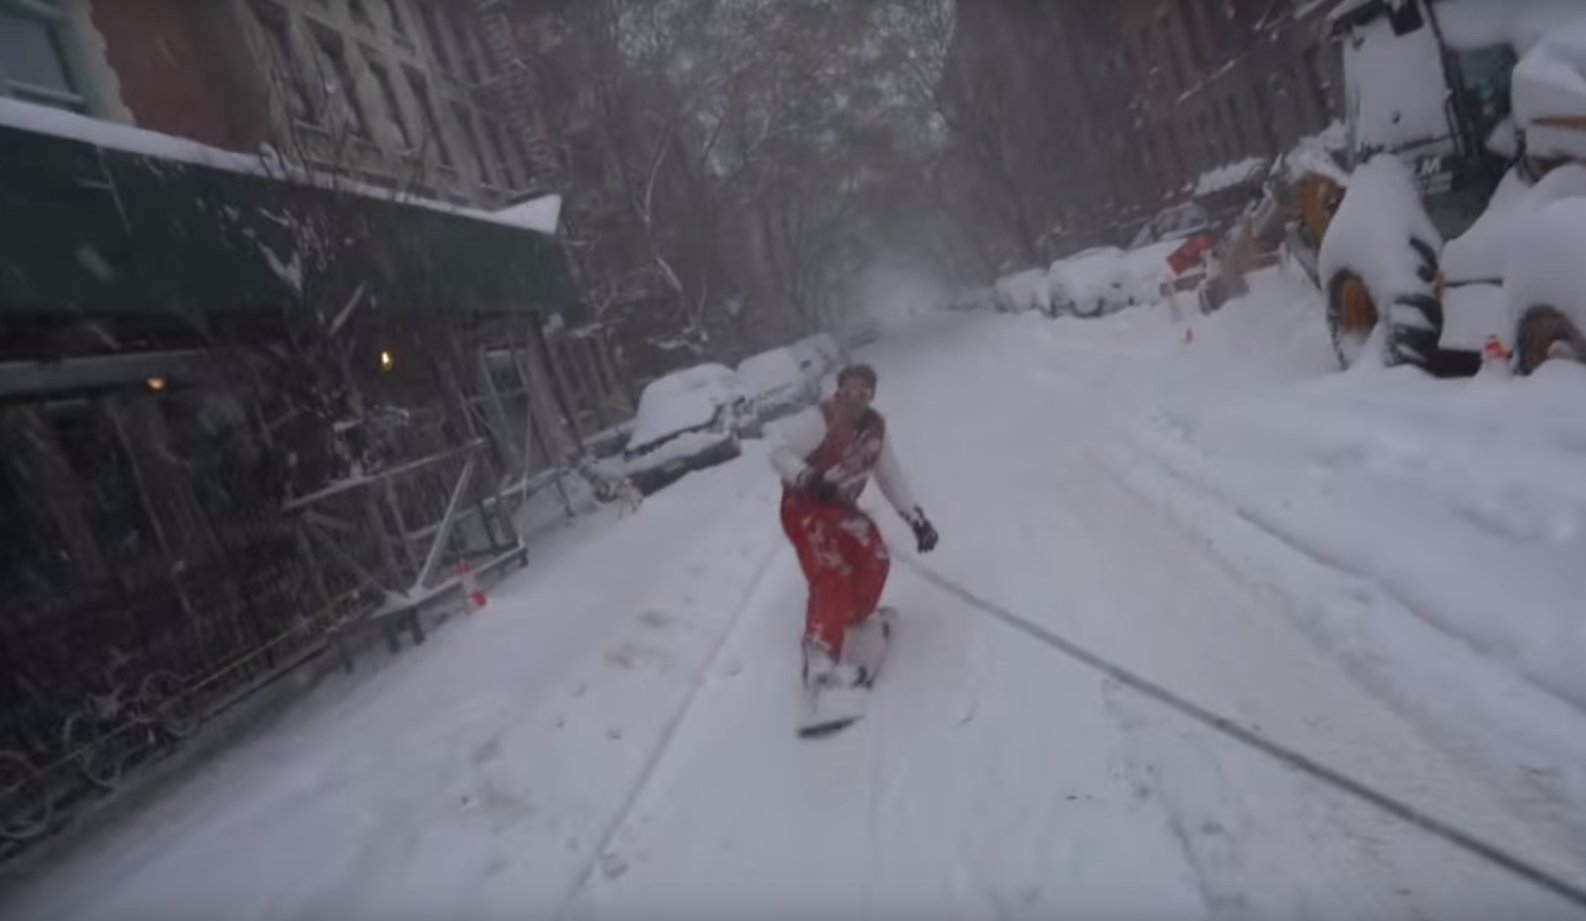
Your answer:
[770,363,939,698]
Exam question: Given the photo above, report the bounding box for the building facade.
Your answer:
[1115,0,1344,208]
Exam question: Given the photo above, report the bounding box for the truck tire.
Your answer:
[1513,305,1586,375]
[1324,237,1441,370]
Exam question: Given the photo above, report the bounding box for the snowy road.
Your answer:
[4,270,1586,919]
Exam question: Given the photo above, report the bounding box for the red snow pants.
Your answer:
[780,492,890,658]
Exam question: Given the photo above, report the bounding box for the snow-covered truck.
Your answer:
[1227,0,1586,376]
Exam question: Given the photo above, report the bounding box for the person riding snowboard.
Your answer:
[770,363,939,695]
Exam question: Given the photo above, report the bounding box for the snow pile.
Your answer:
[1193,156,1268,197]
[625,363,739,452]
[1512,12,1586,161]
[1506,194,1586,333]
[1440,163,1586,349]
[992,267,1050,313]
[1317,154,1440,298]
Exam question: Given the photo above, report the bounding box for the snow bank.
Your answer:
[1317,154,1440,300]
[1193,156,1268,197]
[992,268,1050,313]
[1506,194,1586,336]
[626,364,739,451]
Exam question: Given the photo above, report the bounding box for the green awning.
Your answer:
[0,118,573,322]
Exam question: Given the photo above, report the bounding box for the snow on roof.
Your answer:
[1435,0,1586,56]
[1193,156,1269,197]
[0,98,560,239]
[493,195,563,235]
[1512,11,1586,161]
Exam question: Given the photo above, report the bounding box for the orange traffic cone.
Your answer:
[458,559,488,611]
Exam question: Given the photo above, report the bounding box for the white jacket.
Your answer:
[769,406,919,520]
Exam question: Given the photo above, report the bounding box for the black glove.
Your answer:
[909,510,939,554]
[799,468,842,504]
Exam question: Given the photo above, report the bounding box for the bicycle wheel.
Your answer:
[62,713,126,792]
[139,670,198,739]
[0,750,53,842]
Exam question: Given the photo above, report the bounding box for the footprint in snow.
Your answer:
[600,853,630,879]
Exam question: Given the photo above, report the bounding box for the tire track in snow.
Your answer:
[552,538,785,919]
[1106,423,1586,869]
[893,554,1586,915]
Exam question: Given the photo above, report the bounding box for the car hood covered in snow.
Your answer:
[736,348,807,402]
[626,364,738,453]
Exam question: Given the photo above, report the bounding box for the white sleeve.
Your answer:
[769,408,826,485]
[873,434,919,521]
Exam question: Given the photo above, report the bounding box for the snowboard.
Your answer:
[797,608,894,739]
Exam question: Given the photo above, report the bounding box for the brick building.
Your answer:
[1116,0,1344,208]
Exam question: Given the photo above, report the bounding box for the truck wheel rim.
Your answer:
[1339,277,1378,334]
[1519,307,1586,372]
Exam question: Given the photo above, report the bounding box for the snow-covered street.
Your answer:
[4,271,1586,920]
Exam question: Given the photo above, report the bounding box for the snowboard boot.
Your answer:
[842,607,895,689]
[802,640,863,692]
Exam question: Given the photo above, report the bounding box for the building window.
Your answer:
[309,28,368,138]
[0,0,86,110]
[1224,94,1247,153]
[452,102,494,186]
[381,0,409,40]
[413,1,453,75]
[483,119,516,187]
[511,132,535,189]
[1304,45,1338,121]
[366,56,411,149]
[250,2,320,126]
[403,66,452,167]
[1180,0,1207,72]
[445,6,483,84]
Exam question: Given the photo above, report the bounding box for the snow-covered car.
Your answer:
[947,286,997,312]
[736,346,821,429]
[609,363,750,495]
[1046,247,1139,318]
[1129,201,1213,249]
[992,268,1050,314]
[789,333,846,384]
